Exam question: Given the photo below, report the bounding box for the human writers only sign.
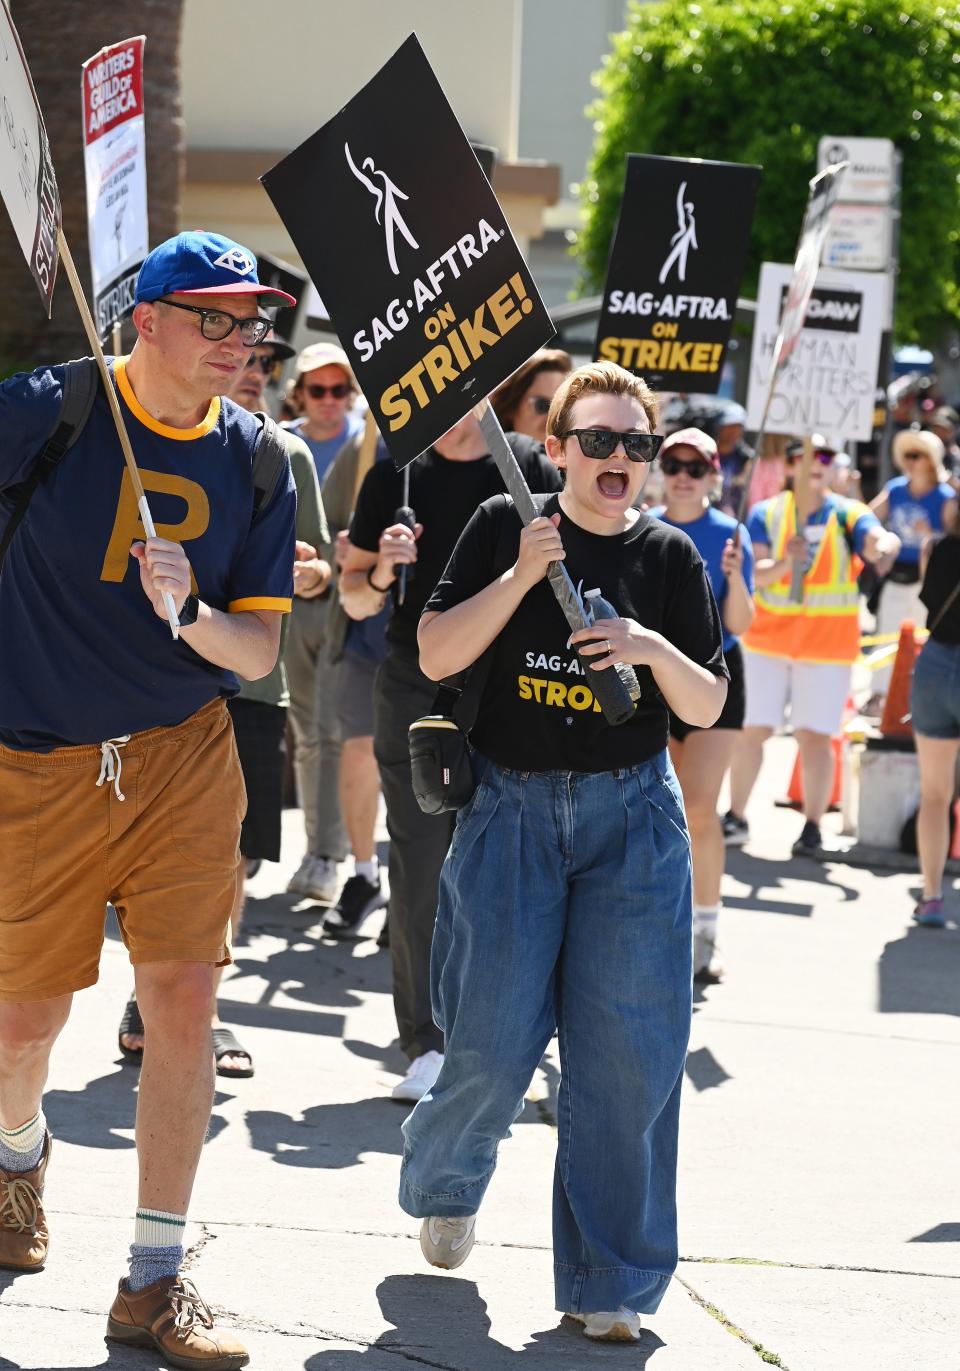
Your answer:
[262,35,554,468]
[594,154,760,392]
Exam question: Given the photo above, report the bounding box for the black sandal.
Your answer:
[118,997,145,1065]
[212,1026,254,1078]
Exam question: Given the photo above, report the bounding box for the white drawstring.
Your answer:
[96,735,131,802]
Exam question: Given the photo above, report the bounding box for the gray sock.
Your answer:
[0,1110,45,1173]
[127,1243,184,1292]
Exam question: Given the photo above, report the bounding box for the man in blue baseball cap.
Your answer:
[713,401,755,516]
[0,230,297,1367]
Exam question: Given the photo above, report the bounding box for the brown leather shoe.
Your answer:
[106,1274,249,1369]
[0,1130,51,1272]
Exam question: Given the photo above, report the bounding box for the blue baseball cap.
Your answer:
[134,231,297,308]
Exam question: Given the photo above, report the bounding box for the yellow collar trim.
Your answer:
[114,359,221,441]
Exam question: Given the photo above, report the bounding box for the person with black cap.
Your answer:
[0,230,298,1367]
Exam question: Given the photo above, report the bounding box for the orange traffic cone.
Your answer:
[785,738,843,810]
[879,623,919,738]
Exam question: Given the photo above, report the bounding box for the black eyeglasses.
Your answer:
[560,428,663,463]
[528,395,552,415]
[158,298,273,346]
[245,353,278,374]
[305,382,351,400]
[901,451,927,462]
[661,454,714,479]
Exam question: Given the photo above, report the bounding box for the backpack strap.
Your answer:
[0,357,100,571]
[251,412,291,521]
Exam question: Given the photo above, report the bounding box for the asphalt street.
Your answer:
[1,735,957,1370]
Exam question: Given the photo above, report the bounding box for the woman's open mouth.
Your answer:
[596,467,629,500]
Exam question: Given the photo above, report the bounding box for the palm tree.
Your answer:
[0,1,184,371]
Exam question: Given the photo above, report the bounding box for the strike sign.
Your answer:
[82,36,148,339]
[262,35,554,467]
[0,0,59,312]
[595,155,760,391]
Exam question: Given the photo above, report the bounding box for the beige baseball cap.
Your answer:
[294,341,357,387]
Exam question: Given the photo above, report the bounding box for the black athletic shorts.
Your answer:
[669,641,745,742]
[227,697,287,862]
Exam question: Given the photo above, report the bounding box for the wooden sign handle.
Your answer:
[57,229,180,638]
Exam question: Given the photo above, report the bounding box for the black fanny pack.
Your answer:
[408,659,492,816]
[887,560,920,586]
[409,711,475,815]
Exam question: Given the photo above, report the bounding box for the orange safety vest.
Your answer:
[742,491,864,665]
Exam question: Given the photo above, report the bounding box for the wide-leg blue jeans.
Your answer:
[398,752,693,1316]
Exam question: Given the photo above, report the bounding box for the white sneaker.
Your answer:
[287,855,338,903]
[568,1308,642,1342]
[391,1050,444,1102]
[693,929,723,984]
[420,1215,476,1270]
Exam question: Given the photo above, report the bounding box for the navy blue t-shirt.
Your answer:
[0,359,296,750]
[650,505,754,655]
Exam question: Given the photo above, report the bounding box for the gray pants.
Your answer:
[374,648,453,1060]
[285,596,347,861]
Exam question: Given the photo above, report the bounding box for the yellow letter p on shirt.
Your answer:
[101,469,210,586]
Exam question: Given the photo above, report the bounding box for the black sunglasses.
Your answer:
[305,382,351,400]
[661,454,714,479]
[560,428,663,463]
[159,298,272,346]
[245,353,278,374]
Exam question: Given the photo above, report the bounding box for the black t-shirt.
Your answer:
[921,536,960,644]
[349,434,562,652]
[425,493,729,772]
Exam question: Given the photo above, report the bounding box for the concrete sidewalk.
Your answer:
[1,736,957,1370]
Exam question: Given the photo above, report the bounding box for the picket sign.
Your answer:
[0,2,177,636]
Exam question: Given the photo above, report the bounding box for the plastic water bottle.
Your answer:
[583,588,642,703]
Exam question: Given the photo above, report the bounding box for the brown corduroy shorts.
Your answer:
[0,697,246,1003]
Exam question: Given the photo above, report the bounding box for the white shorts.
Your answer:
[743,651,851,736]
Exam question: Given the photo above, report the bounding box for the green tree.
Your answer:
[577,0,960,342]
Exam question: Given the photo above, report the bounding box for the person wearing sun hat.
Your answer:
[0,228,298,1367]
[867,428,956,700]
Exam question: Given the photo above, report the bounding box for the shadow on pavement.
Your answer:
[43,1068,139,1150]
[877,925,960,1017]
[303,1274,667,1368]
[246,1098,406,1169]
[910,1221,960,1242]
[724,848,859,918]
[684,1046,732,1092]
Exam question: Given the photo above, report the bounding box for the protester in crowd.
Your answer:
[399,361,727,1343]
[650,428,754,982]
[282,343,362,902]
[713,401,754,516]
[316,417,392,940]
[826,448,862,500]
[926,405,960,481]
[490,347,572,443]
[908,517,960,928]
[866,429,954,703]
[340,411,561,1102]
[726,439,899,855]
[0,231,297,1366]
[116,338,333,1077]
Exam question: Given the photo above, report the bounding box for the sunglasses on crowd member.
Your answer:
[560,428,664,463]
[901,450,929,462]
[304,382,352,400]
[245,353,278,374]
[527,395,552,415]
[158,298,273,346]
[660,454,715,480]
[785,448,835,466]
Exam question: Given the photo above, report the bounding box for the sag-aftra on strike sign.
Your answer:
[262,35,554,468]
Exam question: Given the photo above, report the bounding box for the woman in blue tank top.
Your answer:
[869,429,956,700]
